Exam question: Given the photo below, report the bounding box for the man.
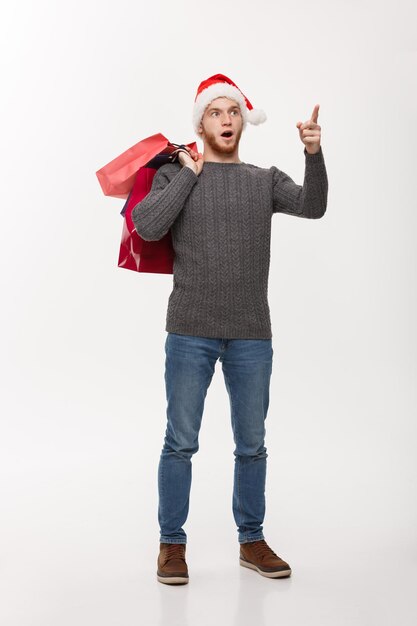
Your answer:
[131,73,328,585]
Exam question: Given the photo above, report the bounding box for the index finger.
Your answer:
[310,104,320,123]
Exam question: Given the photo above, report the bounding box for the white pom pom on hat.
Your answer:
[192,73,267,135]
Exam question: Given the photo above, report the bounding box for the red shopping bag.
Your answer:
[118,167,174,274]
[96,133,170,199]
[96,133,197,274]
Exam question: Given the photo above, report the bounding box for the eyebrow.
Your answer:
[207,105,240,112]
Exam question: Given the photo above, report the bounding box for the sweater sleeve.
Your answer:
[131,165,199,241]
[271,146,328,219]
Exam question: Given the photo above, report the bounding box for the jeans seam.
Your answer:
[223,367,245,531]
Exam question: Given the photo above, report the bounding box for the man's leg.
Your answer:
[221,338,273,544]
[158,332,219,544]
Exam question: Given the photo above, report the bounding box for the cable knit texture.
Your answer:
[131,147,328,339]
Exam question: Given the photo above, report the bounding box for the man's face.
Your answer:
[198,97,243,154]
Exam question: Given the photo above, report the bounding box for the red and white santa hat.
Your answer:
[192,73,267,135]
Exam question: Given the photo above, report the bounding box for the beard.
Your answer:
[201,124,243,154]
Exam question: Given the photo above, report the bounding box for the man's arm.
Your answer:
[272,146,328,219]
[131,164,198,241]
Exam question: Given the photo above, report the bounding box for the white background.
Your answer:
[1,0,416,624]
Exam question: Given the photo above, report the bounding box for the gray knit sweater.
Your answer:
[131,146,328,339]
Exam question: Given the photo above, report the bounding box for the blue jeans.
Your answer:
[158,332,273,545]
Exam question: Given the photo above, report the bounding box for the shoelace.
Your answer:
[163,544,186,563]
[251,540,279,561]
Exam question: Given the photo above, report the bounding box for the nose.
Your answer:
[220,111,233,124]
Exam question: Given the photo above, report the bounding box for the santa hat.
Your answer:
[192,73,267,135]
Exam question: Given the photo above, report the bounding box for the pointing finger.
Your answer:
[311,104,320,124]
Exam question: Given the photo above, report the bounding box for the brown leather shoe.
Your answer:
[240,539,292,578]
[157,543,189,585]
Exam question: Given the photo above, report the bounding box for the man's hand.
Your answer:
[177,146,204,175]
[296,104,321,155]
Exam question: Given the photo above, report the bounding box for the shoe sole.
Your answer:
[239,558,291,578]
[157,574,189,585]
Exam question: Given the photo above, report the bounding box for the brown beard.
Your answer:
[200,124,243,155]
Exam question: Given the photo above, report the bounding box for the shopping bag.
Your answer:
[96,133,170,199]
[118,167,174,274]
[96,133,197,274]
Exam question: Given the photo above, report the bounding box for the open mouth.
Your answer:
[220,131,234,140]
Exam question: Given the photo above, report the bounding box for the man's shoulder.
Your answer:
[241,162,274,177]
[243,162,267,171]
[155,162,182,178]
[155,161,272,178]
